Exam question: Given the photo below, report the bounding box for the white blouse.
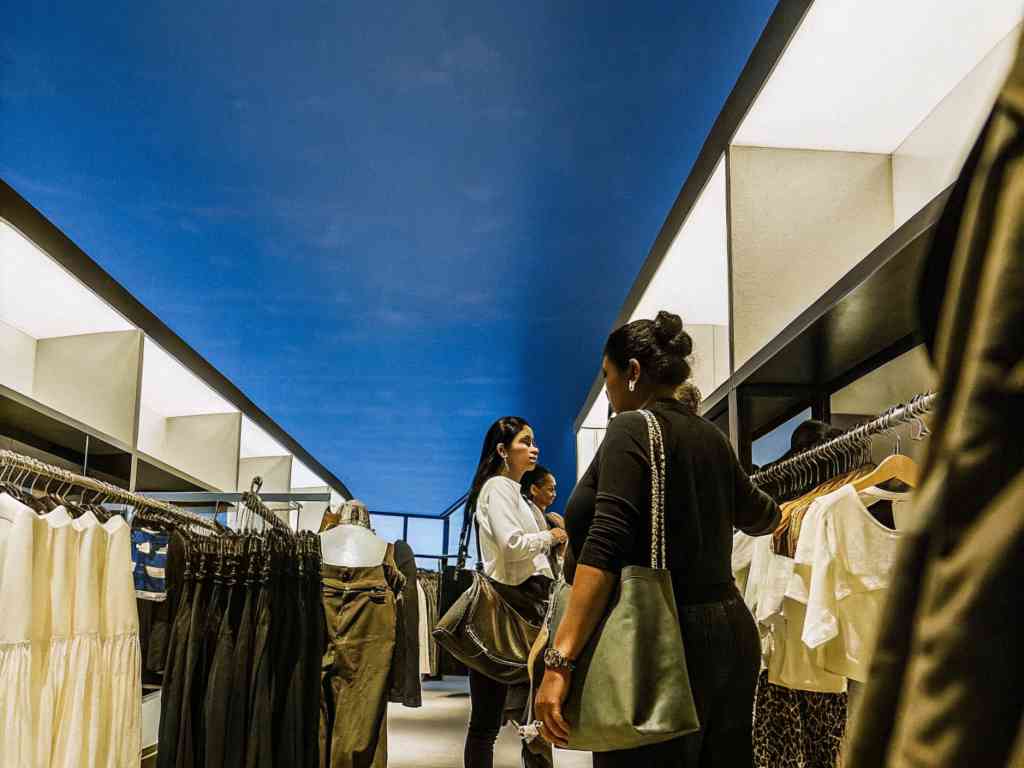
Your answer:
[475,476,554,585]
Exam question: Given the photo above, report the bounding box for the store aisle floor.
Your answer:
[388,678,591,768]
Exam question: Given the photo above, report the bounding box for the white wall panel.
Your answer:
[687,324,729,402]
[729,145,893,367]
[291,459,326,490]
[893,26,1020,227]
[294,485,331,531]
[239,415,289,458]
[630,160,730,326]
[576,427,605,481]
[143,412,241,491]
[0,320,36,395]
[238,455,292,492]
[33,330,142,445]
[141,338,235,418]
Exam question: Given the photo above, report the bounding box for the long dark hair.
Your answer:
[466,416,531,516]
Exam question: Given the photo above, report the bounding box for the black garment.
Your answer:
[463,575,551,768]
[224,583,255,768]
[205,586,242,767]
[389,539,422,708]
[157,575,195,768]
[565,400,779,592]
[466,668,508,768]
[594,590,760,768]
[245,579,274,768]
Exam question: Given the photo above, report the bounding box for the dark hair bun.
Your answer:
[604,310,694,388]
[653,311,693,357]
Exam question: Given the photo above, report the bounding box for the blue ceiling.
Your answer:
[2,0,777,514]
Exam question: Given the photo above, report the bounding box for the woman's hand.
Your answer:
[535,668,572,748]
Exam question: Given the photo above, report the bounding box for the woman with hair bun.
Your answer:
[535,311,781,768]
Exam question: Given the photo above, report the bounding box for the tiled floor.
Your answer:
[387,677,591,768]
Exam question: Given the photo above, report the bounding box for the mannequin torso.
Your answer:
[319,523,389,567]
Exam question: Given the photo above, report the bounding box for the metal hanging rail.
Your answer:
[0,448,220,532]
[145,491,331,503]
[750,392,937,487]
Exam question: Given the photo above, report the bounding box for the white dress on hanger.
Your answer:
[99,516,141,767]
[0,493,35,766]
[33,506,76,768]
[49,510,105,768]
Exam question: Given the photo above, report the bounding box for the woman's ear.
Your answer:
[496,443,507,459]
[629,358,642,384]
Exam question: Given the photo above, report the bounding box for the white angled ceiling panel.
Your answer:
[0,219,134,338]
[240,415,290,458]
[734,0,1024,152]
[291,459,326,489]
[141,337,236,417]
[630,158,729,326]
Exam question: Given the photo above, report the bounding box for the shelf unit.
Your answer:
[0,179,350,512]
[574,0,1021,472]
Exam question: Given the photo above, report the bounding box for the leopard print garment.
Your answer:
[753,671,848,768]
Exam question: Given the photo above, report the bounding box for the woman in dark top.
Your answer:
[535,310,780,768]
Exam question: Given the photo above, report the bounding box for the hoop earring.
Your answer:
[628,380,636,393]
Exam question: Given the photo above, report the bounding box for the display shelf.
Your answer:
[0,384,133,486]
[0,179,353,499]
[731,184,949,446]
[134,452,217,493]
[575,0,1018,478]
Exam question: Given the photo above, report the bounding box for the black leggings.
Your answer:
[593,591,761,768]
[465,669,508,768]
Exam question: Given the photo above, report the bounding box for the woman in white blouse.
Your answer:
[464,416,568,768]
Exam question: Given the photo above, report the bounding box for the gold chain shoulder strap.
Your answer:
[639,410,668,570]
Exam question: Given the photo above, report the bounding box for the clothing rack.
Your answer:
[0,448,221,532]
[238,476,293,533]
[750,392,937,488]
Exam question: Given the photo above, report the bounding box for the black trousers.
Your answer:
[465,668,508,768]
[594,590,760,768]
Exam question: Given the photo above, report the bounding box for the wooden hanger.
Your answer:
[852,453,919,492]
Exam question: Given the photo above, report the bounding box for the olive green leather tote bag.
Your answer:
[545,409,699,752]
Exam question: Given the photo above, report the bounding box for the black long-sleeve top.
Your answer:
[564,399,780,603]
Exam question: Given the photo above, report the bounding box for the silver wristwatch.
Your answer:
[544,647,576,672]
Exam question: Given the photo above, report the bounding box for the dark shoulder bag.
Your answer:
[433,511,545,685]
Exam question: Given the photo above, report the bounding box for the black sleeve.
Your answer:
[732,450,781,535]
[578,412,649,573]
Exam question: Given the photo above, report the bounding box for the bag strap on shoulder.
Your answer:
[638,409,667,570]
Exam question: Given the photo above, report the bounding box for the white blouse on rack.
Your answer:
[796,484,906,682]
